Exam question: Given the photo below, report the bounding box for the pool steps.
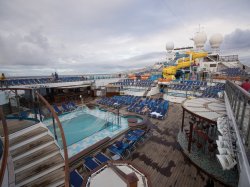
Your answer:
[9,122,65,187]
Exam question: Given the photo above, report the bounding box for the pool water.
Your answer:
[47,113,107,146]
[44,107,143,147]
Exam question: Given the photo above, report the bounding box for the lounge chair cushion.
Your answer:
[115,141,123,149]
[70,170,83,187]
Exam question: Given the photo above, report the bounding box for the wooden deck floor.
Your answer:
[127,102,225,187]
[0,119,35,136]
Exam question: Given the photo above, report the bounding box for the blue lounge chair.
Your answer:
[53,104,62,114]
[107,141,131,159]
[94,152,110,164]
[70,170,83,187]
[83,157,99,171]
[69,101,77,109]
[127,130,146,143]
[107,145,125,158]
[62,103,70,112]
[133,129,145,137]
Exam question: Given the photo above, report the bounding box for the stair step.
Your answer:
[10,131,49,151]
[9,122,44,138]
[10,134,54,158]
[10,126,48,147]
[15,154,64,185]
[13,141,55,161]
[14,143,59,169]
[15,151,60,173]
[16,163,65,187]
[25,168,65,187]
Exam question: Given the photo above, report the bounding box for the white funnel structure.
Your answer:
[165,42,174,62]
[209,33,223,52]
[166,42,174,52]
[193,31,207,49]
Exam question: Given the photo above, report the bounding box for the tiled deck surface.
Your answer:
[178,131,238,186]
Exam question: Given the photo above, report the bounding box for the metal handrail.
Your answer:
[36,92,69,187]
[0,107,9,187]
[227,80,250,99]
[225,80,250,144]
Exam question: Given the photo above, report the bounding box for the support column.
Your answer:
[181,108,185,131]
[188,122,194,153]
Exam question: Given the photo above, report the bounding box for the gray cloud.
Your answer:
[222,29,250,50]
[0,29,52,66]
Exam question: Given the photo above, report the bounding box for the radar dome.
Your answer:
[166,42,174,51]
[209,33,223,49]
[193,31,207,49]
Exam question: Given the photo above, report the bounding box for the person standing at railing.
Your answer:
[241,79,250,92]
[0,73,6,87]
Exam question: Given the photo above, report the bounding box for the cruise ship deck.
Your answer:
[0,47,249,187]
[1,77,250,187]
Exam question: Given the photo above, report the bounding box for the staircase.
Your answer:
[9,123,65,187]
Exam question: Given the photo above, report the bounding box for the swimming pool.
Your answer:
[44,107,143,151]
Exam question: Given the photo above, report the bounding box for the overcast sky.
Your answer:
[0,0,250,76]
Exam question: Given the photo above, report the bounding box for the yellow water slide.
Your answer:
[162,51,207,79]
